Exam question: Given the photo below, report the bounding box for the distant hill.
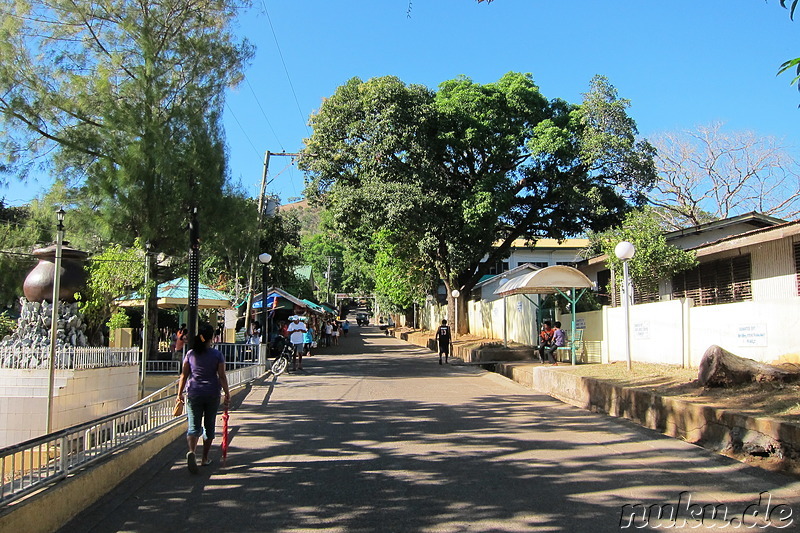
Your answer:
[280,198,321,236]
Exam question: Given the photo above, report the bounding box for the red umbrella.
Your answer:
[221,407,229,466]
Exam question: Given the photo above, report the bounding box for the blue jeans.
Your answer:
[186,394,221,439]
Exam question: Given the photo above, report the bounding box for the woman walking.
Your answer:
[176,322,231,473]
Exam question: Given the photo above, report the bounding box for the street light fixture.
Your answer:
[46,206,65,434]
[614,241,636,371]
[451,289,460,338]
[258,252,272,347]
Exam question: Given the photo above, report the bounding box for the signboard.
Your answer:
[736,324,767,347]
[516,301,523,313]
[633,321,650,340]
[575,318,586,330]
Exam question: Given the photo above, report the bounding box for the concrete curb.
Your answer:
[394,328,800,465]
[498,363,800,461]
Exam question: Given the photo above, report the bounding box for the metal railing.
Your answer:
[0,360,267,507]
[0,346,140,370]
[216,343,260,363]
[145,360,181,374]
[145,360,260,374]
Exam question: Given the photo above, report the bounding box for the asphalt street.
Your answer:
[61,325,800,532]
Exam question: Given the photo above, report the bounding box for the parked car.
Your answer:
[356,313,369,326]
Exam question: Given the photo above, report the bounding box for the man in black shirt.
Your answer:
[435,319,452,365]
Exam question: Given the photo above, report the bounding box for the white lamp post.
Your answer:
[614,241,636,371]
[46,207,65,434]
[451,289,460,338]
[258,252,272,350]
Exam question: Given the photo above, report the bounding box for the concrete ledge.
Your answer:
[496,362,800,463]
[0,420,186,533]
[394,329,534,363]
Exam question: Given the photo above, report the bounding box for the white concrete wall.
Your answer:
[688,298,800,366]
[468,294,541,346]
[465,291,800,368]
[0,366,139,448]
[603,299,688,367]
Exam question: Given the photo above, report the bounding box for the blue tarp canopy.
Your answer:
[252,288,308,311]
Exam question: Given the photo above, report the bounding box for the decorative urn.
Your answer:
[23,243,88,303]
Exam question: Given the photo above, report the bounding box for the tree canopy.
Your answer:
[585,207,697,298]
[0,0,252,255]
[300,72,655,331]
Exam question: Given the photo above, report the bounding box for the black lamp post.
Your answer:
[258,252,272,345]
[140,240,151,399]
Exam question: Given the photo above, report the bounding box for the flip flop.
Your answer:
[187,451,198,474]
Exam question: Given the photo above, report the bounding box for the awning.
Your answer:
[492,265,594,366]
[253,288,307,310]
[494,265,594,296]
[116,278,232,309]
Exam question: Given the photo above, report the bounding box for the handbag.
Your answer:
[173,400,184,417]
[311,341,318,348]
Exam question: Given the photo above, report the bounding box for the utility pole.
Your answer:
[325,255,334,304]
[244,150,300,337]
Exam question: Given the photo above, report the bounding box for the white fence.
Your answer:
[460,292,800,367]
[0,347,139,370]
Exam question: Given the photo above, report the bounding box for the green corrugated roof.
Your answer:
[294,265,313,280]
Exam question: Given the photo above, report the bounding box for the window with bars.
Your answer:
[672,255,752,306]
[794,242,800,296]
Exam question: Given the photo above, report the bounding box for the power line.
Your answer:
[260,1,311,138]
[225,103,262,159]
[245,78,285,152]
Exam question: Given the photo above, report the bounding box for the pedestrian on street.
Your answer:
[303,321,315,357]
[173,325,187,361]
[342,319,350,337]
[435,319,452,365]
[176,322,230,473]
[287,315,308,370]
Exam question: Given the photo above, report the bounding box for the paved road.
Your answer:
[62,325,800,532]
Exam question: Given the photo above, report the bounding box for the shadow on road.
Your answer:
[62,325,800,532]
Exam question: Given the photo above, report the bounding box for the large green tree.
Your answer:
[585,207,697,301]
[301,72,655,333]
[0,0,252,350]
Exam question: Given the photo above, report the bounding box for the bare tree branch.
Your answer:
[648,122,800,228]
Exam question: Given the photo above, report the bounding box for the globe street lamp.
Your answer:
[451,289,460,338]
[46,206,65,434]
[258,252,272,348]
[614,241,635,371]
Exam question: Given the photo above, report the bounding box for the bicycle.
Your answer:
[270,336,293,376]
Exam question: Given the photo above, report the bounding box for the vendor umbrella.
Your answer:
[221,407,229,466]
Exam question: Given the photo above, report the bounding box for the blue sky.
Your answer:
[3,0,798,206]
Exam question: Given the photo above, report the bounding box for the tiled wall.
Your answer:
[0,367,139,448]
